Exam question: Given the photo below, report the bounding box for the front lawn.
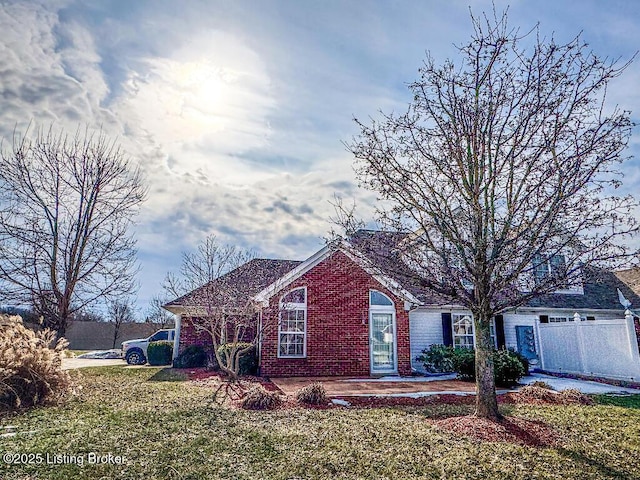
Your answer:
[1,367,640,479]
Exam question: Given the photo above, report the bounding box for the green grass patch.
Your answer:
[2,367,640,479]
[593,394,640,409]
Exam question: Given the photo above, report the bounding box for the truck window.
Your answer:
[150,330,169,342]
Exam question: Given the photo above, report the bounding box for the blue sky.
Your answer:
[1,0,639,316]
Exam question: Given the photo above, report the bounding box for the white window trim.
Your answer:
[277,287,307,359]
[452,313,497,349]
[369,290,398,374]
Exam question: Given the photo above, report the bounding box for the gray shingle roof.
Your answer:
[348,229,640,311]
[165,231,640,312]
[165,258,302,308]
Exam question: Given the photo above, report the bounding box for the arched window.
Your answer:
[278,287,306,358]
[370,290,393,307]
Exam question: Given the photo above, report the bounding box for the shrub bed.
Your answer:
[449,348,528,386]
[416,344,455,373]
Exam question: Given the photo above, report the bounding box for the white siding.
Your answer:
[502,313,538,353]
[409,309,444,371]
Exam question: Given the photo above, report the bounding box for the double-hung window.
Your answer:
[278,287,306,358]
[452,313,496,349]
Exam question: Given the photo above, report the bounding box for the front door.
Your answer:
[370,313,397,374]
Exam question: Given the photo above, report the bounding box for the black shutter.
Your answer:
[442,312,453,346]
[539,315,549,323]
[495,314,506,349]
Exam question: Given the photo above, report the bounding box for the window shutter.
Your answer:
[442,313,453,346]
[495,314,506,349]
[539,315,549,323]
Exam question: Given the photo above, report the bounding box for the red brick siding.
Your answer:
[178,316,256,356]
[178,317,214,356]
[260,251,412,377]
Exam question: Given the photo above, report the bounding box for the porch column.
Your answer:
[172,314,182,361]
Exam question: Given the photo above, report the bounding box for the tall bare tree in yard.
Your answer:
[164,235,259,380]
[0,127,146,338]
[347,11,637,419]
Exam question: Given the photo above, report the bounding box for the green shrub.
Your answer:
[450,348,527,385]
[493,349,526,386]
[173,345,208,368]
[0,315,71,409]
[147,341,173,366]
[241,385,280,410]
[511,349,530,374]
[416,344,455,373]
[295,382,328,405]
[217,342,258,375]
[451,347,476,380]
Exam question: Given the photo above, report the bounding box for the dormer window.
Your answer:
[533,254,568,288]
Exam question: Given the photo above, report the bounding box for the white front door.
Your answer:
[370,313,397,374]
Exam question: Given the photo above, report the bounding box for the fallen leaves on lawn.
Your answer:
[430,415,561,447]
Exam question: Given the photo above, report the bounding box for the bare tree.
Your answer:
[164,234,259,381]
[0,126,146,338]
[347,10,638,419]
[108,300,135,349]
[145,295,177,330]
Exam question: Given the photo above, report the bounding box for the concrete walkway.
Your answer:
[270,373,640,397]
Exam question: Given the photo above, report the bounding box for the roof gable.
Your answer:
[253,241,421,306]
[164,258,302,313]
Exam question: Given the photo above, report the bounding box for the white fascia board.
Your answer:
[253,240,422,307]
[163,304,183,315]
[253,244,334,306]
[512,306,625,315]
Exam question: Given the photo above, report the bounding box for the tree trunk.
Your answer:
[474,311,501,420]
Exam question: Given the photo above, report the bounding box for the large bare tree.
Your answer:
[0,126,146,338]
[347,11,638,419]
[164,235,258,380]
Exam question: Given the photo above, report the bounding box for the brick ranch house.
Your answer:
[164,230,640,379]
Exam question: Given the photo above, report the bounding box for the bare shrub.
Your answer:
[241,385,281,410]
[515,385,559,404]
[295,382,328,406]
[515,385,593,405]
[0,315,71,409]
[559,388,594,405]
[530,381,554,390]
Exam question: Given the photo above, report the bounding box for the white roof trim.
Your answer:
[339,243,421,305]
[253,240,421,306]
[253,244,333,306]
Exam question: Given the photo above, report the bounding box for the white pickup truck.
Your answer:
[121,329,176,365]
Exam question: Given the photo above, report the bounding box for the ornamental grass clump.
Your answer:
[295,382,328,406]
[559,388,594,405]
[241,385,281,410]
[0,315,71,409]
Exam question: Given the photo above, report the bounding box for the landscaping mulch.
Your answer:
[430,415,561,447]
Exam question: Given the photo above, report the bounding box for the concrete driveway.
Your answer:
[62,358,126,370]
